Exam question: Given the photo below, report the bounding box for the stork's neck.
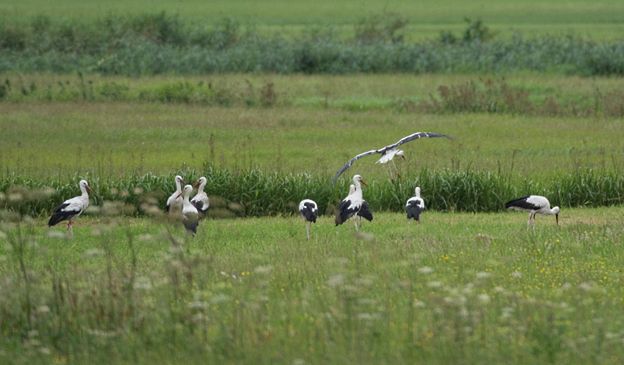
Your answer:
[80,185,89,197]
[352,182,363,200]
[175,180,182,192]
[415,188,421,198]
[198,180,206,192]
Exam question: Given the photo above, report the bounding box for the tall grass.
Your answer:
[1,208,624,364]
[1,166,622,218]
[1,13,624,76]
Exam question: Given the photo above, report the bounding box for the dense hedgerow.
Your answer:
[1,167,622,218]
[0,13,623,76]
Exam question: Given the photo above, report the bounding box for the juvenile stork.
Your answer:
[175,184,200,235]
[406,186,425,222]
[333,131,450,183]
[166,175,184,213]
[298,199,318,240]
[191,176,210,216]
[48,179,92,235]
[505,195,560,226]
[335,175,373,231]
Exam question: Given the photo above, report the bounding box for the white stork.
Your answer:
[406,186,425,222]
[298,199,318,240]
[191,176,210,216]
[333,131,450,183]
[505,195,560,226]
[335,175,373,231]
[175,184,199,235]
[48,179,92,235]
[166,175,185,213]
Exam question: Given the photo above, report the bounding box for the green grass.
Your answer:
[1,207,624,363]
[2,0,624,40]
[1,99,622,179]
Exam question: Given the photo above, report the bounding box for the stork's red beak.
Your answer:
[360,179,367,187]
[86,185,92,194]
[193,180,200,188]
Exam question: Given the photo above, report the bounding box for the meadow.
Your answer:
[1,207,623,364]
[2,1,624,363]
[2,0,624,40]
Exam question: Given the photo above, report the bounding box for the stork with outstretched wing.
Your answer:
[332,131,451,183]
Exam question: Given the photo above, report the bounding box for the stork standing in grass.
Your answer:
[48,179,92,236]
[166,175,184,213]
[335,175,373,231]
[406,186,425,223]
[298,199,318,240]
[333,131,450,183]
[505,195,560,226]
[191,176,210,216]
[176,184,199,235]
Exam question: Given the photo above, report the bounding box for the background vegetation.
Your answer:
[1,12,624,75]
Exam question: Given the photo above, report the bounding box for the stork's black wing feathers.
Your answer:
[48,203,79,226]
[406,200,424,221]
[191,200,209,215]
[332,149,378,183]
[357,201,373,222]
[300,202,318,223]
[505,196,540,210]
[335,199,359,225]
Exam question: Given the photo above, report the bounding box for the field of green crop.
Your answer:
[1,208,624,364]
[1,1,624,363]
[3,0,624,40]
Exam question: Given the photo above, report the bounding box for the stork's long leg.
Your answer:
[306,221,311,241]
[527,212,532,227]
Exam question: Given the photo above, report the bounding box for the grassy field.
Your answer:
[2,0,624,40]
[1,99,622,179]
[1,207,623,364]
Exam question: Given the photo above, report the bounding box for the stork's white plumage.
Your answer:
[505,195,560,226]
[298,199,318,240]
[48,179,92,234]
[166,175,184,213]
[335,175,373,231]
[406,186,425,222]
[177,184,199,235]
[333,131,450,183]
[191,176,210,216]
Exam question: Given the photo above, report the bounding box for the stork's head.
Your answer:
[352,174,367,186]
[415,186,421,196]
[79,179,92,194]
[396,150,406,160]
[177,184,193,199]
[194,176,207,189]
[552,206,560,225]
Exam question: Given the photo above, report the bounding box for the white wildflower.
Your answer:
[327,274,345,288]
[254,265,273,275]
[477,293,491,304]
[476,271,491,280]
[418,266,434,275]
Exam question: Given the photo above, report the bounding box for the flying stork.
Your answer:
[335,175,373,231]
[298,199,318,240]
[48,179,92,235]
[333,131,450,183]
[191,176,210,216]
[166,175,185,213]
[505,195,560,226]
[406,186,425,222]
